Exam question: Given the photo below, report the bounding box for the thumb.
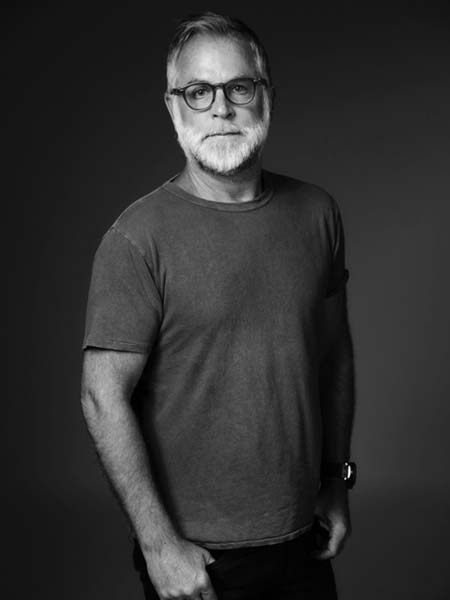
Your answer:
[201,549,217,566]
[201,557,219,600]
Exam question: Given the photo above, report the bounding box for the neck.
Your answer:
[174,158,264,204]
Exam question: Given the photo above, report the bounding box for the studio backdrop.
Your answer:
[5,2,450,599]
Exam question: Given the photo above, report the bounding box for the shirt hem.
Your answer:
[82,337,150,353]
[186,520,315,549]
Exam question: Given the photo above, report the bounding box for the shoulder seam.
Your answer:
[108,225,164,308]
[110,183,168,227]
[109,225,146,260]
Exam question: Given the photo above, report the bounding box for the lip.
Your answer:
[207,132,241,138]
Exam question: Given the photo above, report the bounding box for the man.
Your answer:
[81,11,356,600]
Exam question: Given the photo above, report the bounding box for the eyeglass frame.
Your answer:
[168,77,270,111]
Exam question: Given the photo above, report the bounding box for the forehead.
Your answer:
[173,35,257,85]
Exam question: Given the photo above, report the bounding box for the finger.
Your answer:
[310,547,333,560]
[197,570,219,600]
[330,526,348,555]
[310,527,346,560]
[199,583,218,600]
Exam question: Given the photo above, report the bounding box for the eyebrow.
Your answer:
[183,74,255,86]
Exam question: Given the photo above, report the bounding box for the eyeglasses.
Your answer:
[168,77,268,111]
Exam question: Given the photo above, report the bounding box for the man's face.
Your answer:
[165,35,272,177]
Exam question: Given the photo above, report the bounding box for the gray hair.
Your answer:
[166,12,272,90]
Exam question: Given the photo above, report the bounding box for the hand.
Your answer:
[143,537,218,600]
[309,478,352,560]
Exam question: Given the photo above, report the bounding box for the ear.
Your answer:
[269,86,276,117]
[164,92,175,121]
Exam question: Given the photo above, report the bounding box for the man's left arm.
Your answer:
[313,284,356,559]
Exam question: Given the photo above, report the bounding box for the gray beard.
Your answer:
[193,143,263,177]
[171,96,271,177]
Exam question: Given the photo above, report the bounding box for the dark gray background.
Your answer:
[6,1,450,598]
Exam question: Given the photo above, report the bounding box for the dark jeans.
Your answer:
[131,526,338,600]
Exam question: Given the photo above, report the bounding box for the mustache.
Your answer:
[203,128,243,140]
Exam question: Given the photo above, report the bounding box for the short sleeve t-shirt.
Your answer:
[82,169,349,549]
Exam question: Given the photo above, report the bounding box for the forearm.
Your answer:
[319,327,356,463]
[81,391,180,554]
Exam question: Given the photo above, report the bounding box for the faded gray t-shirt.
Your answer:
[82,170,349,549]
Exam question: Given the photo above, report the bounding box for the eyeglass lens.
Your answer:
[184,79,256,110]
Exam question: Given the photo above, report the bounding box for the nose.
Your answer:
[211,87,234,118]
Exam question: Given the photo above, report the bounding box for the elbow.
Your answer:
[80,370,106,417]
[80,378,130,420]
[80,386,101,420]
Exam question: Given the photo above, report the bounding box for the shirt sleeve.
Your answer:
[82,226,163,353]
[325,199,350,298]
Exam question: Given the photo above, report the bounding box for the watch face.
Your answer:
[320,461,357,488]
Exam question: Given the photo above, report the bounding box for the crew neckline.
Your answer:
[162,169,274,212]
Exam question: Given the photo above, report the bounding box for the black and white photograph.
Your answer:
[5,2,450,599]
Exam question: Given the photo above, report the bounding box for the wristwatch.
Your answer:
[321,461,357,489]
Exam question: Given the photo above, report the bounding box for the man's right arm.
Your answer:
[80,348,218,600]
